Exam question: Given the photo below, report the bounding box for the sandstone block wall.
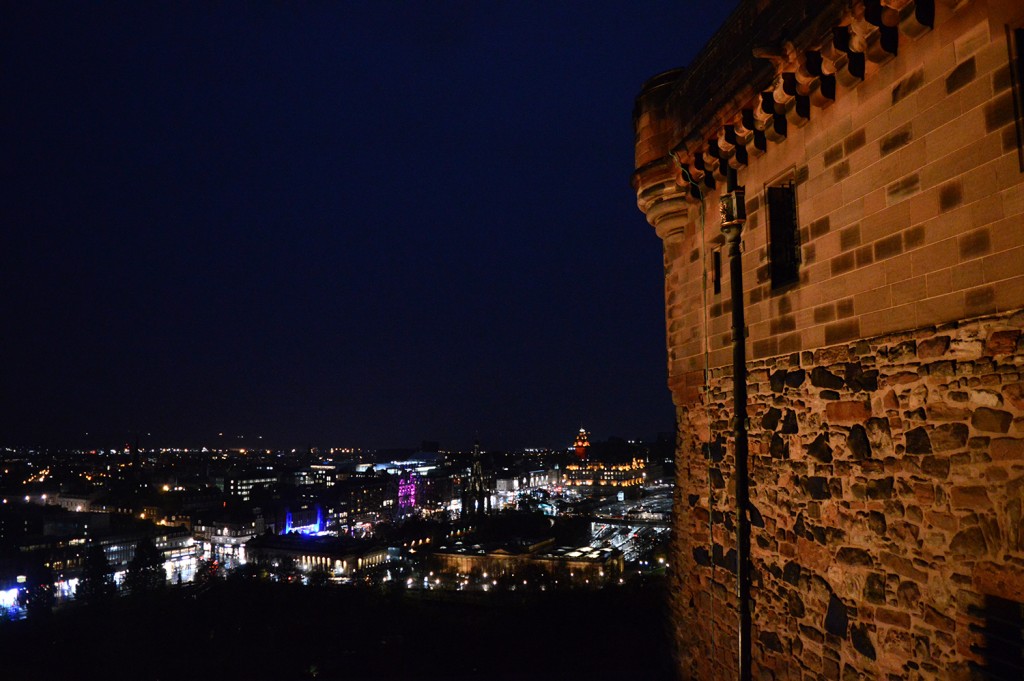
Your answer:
[662,0,1024,380]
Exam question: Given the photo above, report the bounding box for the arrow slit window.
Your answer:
[712,250,722,295]
[766,181,800,290]
[1009,26,1024,171]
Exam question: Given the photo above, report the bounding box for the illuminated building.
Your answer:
[0,577,21,617]
[496,468,559,493]
[573,427,590,460]
[245,534,387,576]
[382,473,412,518]
[531,545,624,584]
[216,470,279,501]
[278,503,323,535]
[432,539,623,586]
[495,475,520,493]
[431,538,555,576]
[294,464,339,487]
[336,475,388,523]
[562,458,646,491]
[193,513,265,567]
[13,526,196,587]
[397,475,416,509]
[51,491,100,513]
[415,470,457,516]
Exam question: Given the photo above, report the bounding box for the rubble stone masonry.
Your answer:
[679,311,1024,679]
[633,0,1024,678]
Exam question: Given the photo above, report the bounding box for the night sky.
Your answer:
[2,2,738,451]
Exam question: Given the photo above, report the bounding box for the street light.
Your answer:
[720,182,751,681]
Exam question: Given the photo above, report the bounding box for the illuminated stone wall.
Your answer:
[678,311,1024,679]
[633,0,1024,678]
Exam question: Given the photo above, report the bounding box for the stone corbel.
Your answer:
[706,148,728,183]
[758,92,788,143]
[781,73,811,126]
[770,75,796,116]
[858,2,900,63]
[865,29,899,64]
[727,119,752,148]
[723,124,750,168]
[752,42,799,110]
[794,55,819,91]
[801,51,836,108]
[879,0,912,25]
[741,109,768,157]
[715,130,734,159]
[898,0,933,38]
[767,113,788,143]
[847,9,884,69]
[635,157,682,211]
[672,150,707,201]
[706,140,732,182]
[819,35,850,80]
[705,139,721,161]
[831,25,866,86]
[730,143,749,168]
[638,160,697,220]
[646,195,692,241]
[692,152,718,189]
[718,130,748,170]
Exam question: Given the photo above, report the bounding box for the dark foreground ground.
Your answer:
[0,579,676,680]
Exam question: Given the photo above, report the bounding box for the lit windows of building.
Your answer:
[245,534,387,576]
[562,458,646,490]
[217,471,279,501]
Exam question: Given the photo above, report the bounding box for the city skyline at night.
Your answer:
[0,422,677,679]
[5,1,1023,679]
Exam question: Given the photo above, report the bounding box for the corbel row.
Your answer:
[672,0,934,201]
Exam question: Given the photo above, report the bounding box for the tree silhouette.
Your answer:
[18,561,55,620]
[308,566,329,587]
[227,562,261,582]
[194,558,222,587]
[76,544,116,606]
[124,537,165,595]
[269,555,298,582]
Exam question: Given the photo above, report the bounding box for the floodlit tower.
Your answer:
[573,427,590,461]
[462,440,490,517]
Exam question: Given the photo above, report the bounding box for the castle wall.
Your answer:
[634,1,1024,678]
[673,311,1024,679]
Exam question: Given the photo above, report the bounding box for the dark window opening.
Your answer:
[712,250,722,295]
[974,594,1024,680]
[1009,27,1024,171]
[767,182,800,290]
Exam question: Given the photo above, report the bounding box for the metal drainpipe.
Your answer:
[720,179,751,681]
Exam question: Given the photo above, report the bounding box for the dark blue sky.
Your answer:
[2,1,737,451]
